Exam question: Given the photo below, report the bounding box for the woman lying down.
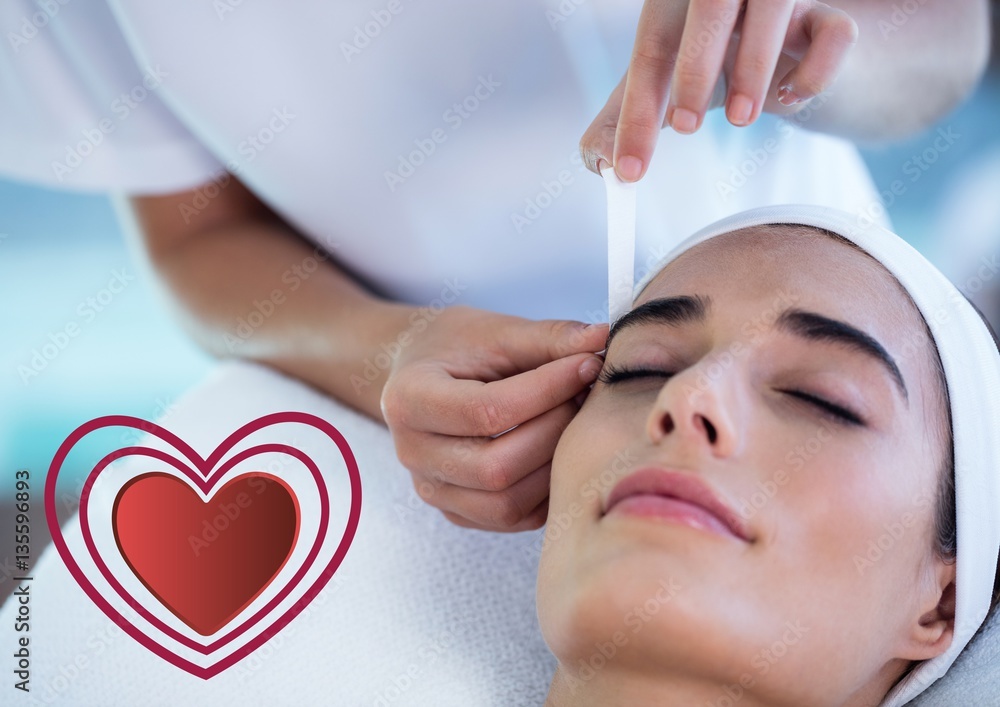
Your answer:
[5,205,999,707]
[538,204,1000,707]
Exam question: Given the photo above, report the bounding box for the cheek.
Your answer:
[768,442,936,630]
[551,399,641,500]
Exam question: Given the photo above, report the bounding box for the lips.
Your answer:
[603,467,752,542]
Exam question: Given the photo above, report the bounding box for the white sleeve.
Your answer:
[0,0,224,194]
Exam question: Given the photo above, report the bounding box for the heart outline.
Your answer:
[80,443,326,653]
[44,412,362,679]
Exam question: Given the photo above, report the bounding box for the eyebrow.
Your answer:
[605,295,710,350]
[605,297,908,402]
[776,309,908,401]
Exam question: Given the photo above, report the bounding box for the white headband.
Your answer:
[600,172,1000,705]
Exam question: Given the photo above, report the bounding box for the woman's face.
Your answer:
[537,226,956,706]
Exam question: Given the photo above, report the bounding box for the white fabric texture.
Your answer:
[0,360,555,706]
[0,0,886,323]
[630,204,1000,707]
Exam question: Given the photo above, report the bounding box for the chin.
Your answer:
[538,544,714,673]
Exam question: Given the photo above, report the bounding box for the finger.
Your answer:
[395,399,579,490]
[412,353,601,437]
[613,1,688,182]
[427,463,552,531]
[725,0,795,126]
[667,0,744,135]
[775,5,857,106]
[441,495,549,532]
[497,318,609,370]
[580,73,629,176]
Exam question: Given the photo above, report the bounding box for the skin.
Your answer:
[537,225,956,706]
[582,0,991,180]
[124,179,606,533]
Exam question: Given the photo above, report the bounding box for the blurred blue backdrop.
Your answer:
[2,57,999,505]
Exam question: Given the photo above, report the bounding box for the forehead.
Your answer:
[638,225,920,332]
[635,224,944,421]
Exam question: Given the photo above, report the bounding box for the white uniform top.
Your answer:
[0,0,885,323]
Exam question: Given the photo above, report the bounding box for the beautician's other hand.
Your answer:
[380,306,607,532]
[582,0,858,181]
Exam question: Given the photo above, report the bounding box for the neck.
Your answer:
[544,663,771,707]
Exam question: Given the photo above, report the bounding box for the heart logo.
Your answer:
[44,412,361,678]
[113,473,300,636]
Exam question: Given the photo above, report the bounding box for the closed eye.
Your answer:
[598,366,864,426]
[779,389,864,426]
[597,364,674,385]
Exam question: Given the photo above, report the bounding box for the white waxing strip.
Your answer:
[600,163,637,326]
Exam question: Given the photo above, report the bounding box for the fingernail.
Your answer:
[578,357,603,384]
[583,321,608,332]
[727,93,753,126]
[615,155,643,182]
[669,107,699,134]
[777,85,802,106]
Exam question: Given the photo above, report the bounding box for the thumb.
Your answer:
[497,318,608,372]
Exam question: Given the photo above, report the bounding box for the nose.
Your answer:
[645,362,742,458]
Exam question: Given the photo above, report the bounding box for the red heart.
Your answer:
[113,472,300,636]
[46,412,361,678]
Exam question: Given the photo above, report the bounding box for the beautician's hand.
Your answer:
[581,0,858,181]
[585,0,991,179]
[380,306,607,532]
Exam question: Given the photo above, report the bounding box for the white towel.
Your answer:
[0,359,555,706]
